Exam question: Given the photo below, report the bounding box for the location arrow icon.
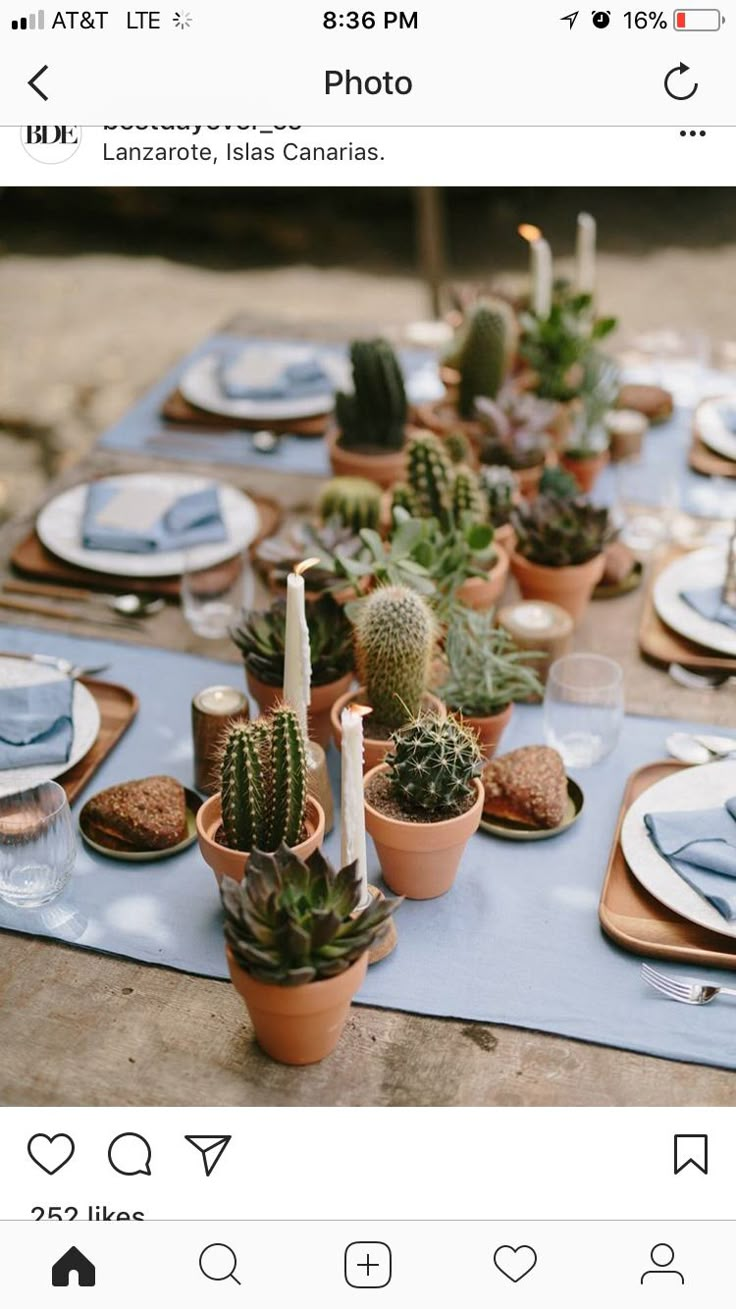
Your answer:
[185,1134,232,1177]
[561,10,579,27]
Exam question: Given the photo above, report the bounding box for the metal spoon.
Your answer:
[666,731,736,765]
[669,663,736,691]
[110,593,166,618]
[251,429,281,455]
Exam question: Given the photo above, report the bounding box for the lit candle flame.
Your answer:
[518,223,542,243]
[348,703,373,717]
[294,557,321,577]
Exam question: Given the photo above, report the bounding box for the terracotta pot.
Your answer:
[196,793,325,885]
[326,423,408,490]
[452,702,513,758]
[546,399,583,450]
[227,946,367,1065]
[494,522,517,555]
[364,767,484,900]
[246,667,354,749]
[413,400,484,454]
[509,551,606,624]
[560,449,610,495]
[330,685,446,773]
[455,546,509,611]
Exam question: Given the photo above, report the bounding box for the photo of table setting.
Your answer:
[2,187,736,1107]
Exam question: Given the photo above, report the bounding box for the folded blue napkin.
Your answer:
[217,352,331,401]
[82,482,226,554]
[681,585,736,630]
[645,797,736,920]
[0,679,74,770]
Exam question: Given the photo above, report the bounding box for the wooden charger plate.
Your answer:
[162,389,329,436]
[638,547,736,672]
[599,759,736,969]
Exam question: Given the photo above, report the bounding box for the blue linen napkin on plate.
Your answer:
[644,797,736,920]
[681,586,736,630]
[217,350,331,401]
[0,679,74,770]
[82,482,226,554]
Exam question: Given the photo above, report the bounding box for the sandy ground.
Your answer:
[1,246,736,512]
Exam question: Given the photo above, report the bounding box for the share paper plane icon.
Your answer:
[185,1135,232,1177]
[561,10,579,27]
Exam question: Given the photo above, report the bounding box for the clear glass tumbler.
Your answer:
[0,780,77,907]
[181,547,255,640]
[544,654,624,769]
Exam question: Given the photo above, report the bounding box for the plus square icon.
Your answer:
[345,1242,392,1289]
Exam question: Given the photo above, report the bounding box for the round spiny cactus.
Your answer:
[353,585,437,730]
[319,476,382,533]
[457,300,516,419]
[387,712,482,816]
[406,432,453,524]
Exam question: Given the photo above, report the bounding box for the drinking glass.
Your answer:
[544,654,624,768]
[0,781,77,908]
[181,548,255,640]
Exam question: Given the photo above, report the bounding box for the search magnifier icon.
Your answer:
[199,1243,241,1285]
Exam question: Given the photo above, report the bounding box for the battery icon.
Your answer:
[674,8,723,28]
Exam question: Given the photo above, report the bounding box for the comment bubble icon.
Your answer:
[108,1132,152,1177]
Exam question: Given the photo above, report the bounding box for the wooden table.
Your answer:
[1,445,735,1107]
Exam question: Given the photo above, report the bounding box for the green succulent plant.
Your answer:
[387,711,483,817]
[255,521,363,595]
[336,338,408,451]
[519,291,617,404]
[479,465,516,527]
[440,606,543,717]
[456,300,517,419]
[221,845,400,985]
[318,476,382,533]
[220,706,307,854]
[230,594,354,689]
[511,493,614,568]
[336,515,437,600]
[353,585,437,730]
[539,464,579,500]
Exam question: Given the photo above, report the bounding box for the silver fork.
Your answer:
[641,962,736,1006]
[6,654,110,681]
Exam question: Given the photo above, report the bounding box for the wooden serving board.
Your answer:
[161,389,328,436]
[638,548,736,672]
[9,495,282,598]
[599,759,736,969]
[60,678,138,806]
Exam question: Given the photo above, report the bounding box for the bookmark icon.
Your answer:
[185,1135,232,1178]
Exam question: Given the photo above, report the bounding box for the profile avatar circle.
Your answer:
[21,125,82,163]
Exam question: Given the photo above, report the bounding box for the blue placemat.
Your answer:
[0,625,735,1071]
[98,333,443,477]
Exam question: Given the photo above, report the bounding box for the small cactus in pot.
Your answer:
[329,338,410,487]
[456,300,517,420]
[363,712,485,900]
[318,476,382,534]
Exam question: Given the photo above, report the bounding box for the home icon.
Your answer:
[51,1246,96,1287]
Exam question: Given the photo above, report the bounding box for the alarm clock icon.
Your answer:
[592,9,612,26]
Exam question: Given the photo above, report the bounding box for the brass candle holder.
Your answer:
[192,685,250,795]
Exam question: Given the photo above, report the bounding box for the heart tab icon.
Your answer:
[27,1133,75,1175]
[493,1244,538,1283]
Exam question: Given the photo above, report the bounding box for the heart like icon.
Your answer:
[27,1133,75,1175]
[493,1244,538,1283]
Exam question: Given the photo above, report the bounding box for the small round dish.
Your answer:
[79,788,202,862]
[479,778,584,842]
[594,561,644,601]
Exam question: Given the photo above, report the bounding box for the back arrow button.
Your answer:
[28,65,49,101]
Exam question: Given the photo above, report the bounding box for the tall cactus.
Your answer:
[457,301,516,419]
[354,585,437,730]
[405,432,453,524]
[220,706,307,853]
[336,338,408,451]
[450,465,488,526]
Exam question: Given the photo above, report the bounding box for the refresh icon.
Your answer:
[665,62,699,100]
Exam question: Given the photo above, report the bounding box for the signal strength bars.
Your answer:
[11,9,45,28]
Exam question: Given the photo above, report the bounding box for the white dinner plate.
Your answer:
[0,657,101,796]
[696,395,736,462]
[180,349,348,421]
[652,546,736,657]
[36,473,260,579]
[621,760,736,940]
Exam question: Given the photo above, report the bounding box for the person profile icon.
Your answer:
[641,1243,685,1285]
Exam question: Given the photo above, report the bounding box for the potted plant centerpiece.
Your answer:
[230,595,355,748]
[475,392,553,498]
[328,338,414,488]
[330,584,443,771]
[439,605,543,757]
[509,492,613,622]
[364,711,484,899]
[221,846,399,1065]
[196,705,325,884]
[559,354,619,494]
